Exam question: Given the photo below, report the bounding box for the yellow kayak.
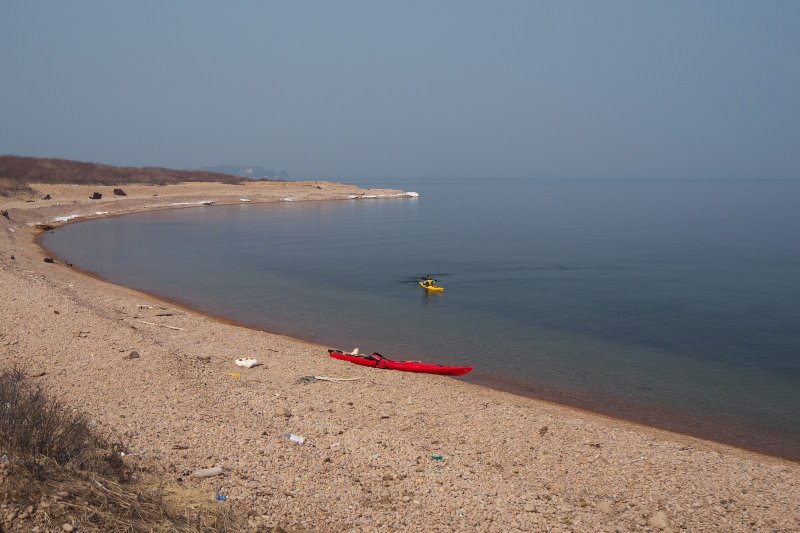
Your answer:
[419,281,444,292]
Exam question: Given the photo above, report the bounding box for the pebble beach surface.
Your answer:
[1,181,798,532]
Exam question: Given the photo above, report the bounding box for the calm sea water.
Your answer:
[42,178,800,459]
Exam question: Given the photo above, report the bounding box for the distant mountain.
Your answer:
[201,165,291,180]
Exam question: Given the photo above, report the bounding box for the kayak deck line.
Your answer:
[328,349,473,376]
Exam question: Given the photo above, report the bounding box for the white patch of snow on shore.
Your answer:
[167,200,216,206]
[281,197,296,202]
[52,214,79,222]
[402,192,420,197]
[239,198,251,202]
[95,211,109,215]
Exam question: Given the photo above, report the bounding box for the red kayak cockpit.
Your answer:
[328,349,473,376]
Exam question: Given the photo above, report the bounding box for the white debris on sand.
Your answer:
[52,214,80,222]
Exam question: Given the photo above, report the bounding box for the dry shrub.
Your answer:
[0,368,125,478]
[0,176,37,198]
[0,369,242,531]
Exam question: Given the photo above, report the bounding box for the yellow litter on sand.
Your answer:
[226,372,241,379]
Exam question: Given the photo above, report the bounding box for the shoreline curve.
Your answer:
[2,181,798,531]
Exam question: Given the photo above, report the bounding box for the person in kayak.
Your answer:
[422,274,436,287]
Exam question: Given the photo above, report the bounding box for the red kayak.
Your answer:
[328,349,473,376]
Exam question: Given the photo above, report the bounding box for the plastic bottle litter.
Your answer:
[286,433,306,444]
[216,494,228,502]
[431,455,444,461]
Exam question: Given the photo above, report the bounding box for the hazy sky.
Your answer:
[2,1,799,180]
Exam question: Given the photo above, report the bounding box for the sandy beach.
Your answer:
[1,181,798,532]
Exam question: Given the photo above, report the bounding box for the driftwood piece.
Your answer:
[297,375,361,384]
[191,466,223,478]
[136,320,185,331]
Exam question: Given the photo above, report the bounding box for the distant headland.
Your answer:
[199,165,293,180]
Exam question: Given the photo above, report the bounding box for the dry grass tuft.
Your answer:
[0,368,242,531]
[0,367,124,478]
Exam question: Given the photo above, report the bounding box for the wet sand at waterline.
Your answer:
[1,182,798,531]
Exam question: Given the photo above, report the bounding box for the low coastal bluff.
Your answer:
[1,180,798,532]
[0,155,245,185]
